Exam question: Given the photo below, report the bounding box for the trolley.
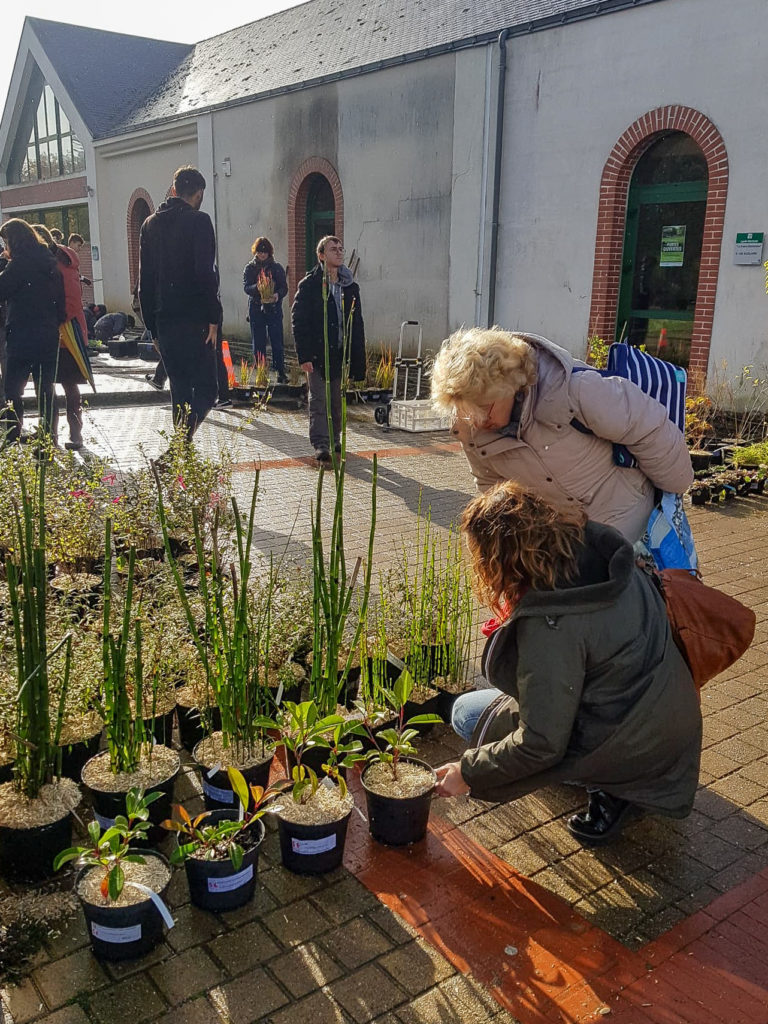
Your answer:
[374,320,452,432]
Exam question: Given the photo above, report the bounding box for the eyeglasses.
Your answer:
[324,246,345,254]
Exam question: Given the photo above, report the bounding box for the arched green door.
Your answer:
[617,133,708,367]
[305,175,335,270]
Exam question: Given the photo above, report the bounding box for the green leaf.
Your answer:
[87,820,102,846]
[53,848,84,872]
[227,768,250,813]
[229,843,244,871]
[107,864,124,901]
[405,714,442,726]
[393,669,414,709]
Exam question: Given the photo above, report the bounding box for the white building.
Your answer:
[1,0,765,379]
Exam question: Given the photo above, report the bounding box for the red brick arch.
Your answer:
[126,187,154,291]
[588,106,728,376]
[287,158,344,299]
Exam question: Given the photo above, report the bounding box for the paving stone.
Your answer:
[266,989,350,1024]
[675,883,721,916]
[552,850,620,892]
[711,812,768,850]
[494,838,550,875]
[308,877,380,924]
[260,869,326,905]
[43,915,91,959]
[209,969,288,1024]
[710,774,768,806]
[105,943,172,980]
[685,831,744,871]
[395,974,500,1024]
[739,759,768,786]
[269,940,344,997]
[523,820,581,859]
[149,946,225,1005]
[693,787,741,821]
[262,900,331,949]
[320,918,393,970]
[708,851,768,893]
[707,736,765,767]
[0,979,45,1023]
[207,921,280,974]
[531,867,583,904]
[364,907,420,946]
[328,964,405,1023]
[377,938,456,995]
[35,1008,91,1024]
[213,884,279,927]
[33,948,108,1009]
[166,904,226,953]
[153,996,226,1024]
[87,973,167,1024]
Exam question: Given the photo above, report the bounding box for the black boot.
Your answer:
[567,790,640,846]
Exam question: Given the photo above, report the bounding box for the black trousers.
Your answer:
[156,319,217,440]
[152,330,229,400]
[1,352,57,442]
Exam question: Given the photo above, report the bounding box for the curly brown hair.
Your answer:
[460,482,586,615]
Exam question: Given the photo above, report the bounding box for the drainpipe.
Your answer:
[487,28,510,327]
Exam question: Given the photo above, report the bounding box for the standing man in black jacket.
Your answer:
[139,166,221,441]
[291,236,365,462]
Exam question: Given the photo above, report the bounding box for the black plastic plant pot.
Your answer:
[176,702,221,753]
[361,757,436,847]
[59,731,102,782]
[193,742,273,812]
[77,850,172,961]
[0,759,13,784]
[277,809,352,874]
[0,810,72,880]
[82,753,179,845]
[183,811,265,912]
[287,745,347,780]
[141,709,176,747]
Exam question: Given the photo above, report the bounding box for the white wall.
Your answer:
[494,0,768,374]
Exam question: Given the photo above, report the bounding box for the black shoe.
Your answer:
[314,448,331,464]
[65,440,84,451]
[276,374,288,384]
[145,374,164,391]
[334,444,341,453]
[567,791,640,846]
[216,398,233,408]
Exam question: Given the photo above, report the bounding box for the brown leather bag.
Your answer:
[647,567,756,689]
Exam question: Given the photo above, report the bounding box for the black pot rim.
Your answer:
[360,756,437,801]
[192,735,274,773]
[76,848,171,909]
[81,747,180,795]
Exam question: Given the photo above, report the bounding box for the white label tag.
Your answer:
[291,833,337,855]
[207,864,254,893]
[91,921,141,943]
[125,883,175,929]
[206,762,223,779]
[93,810,116,830]
[275,681,284,705]
[203,780,234,804]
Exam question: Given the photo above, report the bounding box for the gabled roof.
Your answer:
[120,0,646,133]
[27,17,192,138]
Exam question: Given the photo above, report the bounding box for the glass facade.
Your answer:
[18,84,86,182]
[16,204,90,242]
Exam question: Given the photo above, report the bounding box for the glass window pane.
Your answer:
[61,136,73,175]
[59,106,70,134]
[72,136,85,173]
[45,87,56,138]
[48,141,60,177]
[27,145,37,180]
[633,132,708,186]
[36,95,46,139]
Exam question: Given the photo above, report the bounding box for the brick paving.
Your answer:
[3,382,768,1022]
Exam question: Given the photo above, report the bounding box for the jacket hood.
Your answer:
[156,196,192,216]
[512,520,635,619]
[311,263,354,286]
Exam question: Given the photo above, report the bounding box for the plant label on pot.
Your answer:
[125,883,175,929]
[202,781,234,804]
[291,834,337,855]
[93,810,116,831]
[91,921,142,944]
[207,864,254,893]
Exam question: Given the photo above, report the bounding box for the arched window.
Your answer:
[126,190,154,291]
[17,84,85,182]
[617,132,708,367]
[305,175,336,269]
[287,158,344,296]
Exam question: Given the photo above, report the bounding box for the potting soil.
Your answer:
[77,857,171,907]
[0,778,81,828]
[81,746,179,791]
[277,782,353,825]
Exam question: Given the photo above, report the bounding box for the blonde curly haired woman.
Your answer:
[434,482,702,846]
[430,327,693,542]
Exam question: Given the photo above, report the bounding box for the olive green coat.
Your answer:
[461,523,702,817]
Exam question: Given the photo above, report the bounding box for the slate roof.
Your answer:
[27,17,192,138]
[32,0,663,138]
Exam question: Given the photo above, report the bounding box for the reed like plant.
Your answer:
[6,469,71,799]
[155,472,273,761]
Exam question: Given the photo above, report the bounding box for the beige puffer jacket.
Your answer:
[451,335,694,542]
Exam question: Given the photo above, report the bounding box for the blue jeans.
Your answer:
[249,303,284,376]
[451,688,503,742]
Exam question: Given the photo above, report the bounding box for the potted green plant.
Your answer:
[358,670,440,846]
[81,521,180,839]
[0,469,80,880]
[156,474,276,809]
[162,769,288,912]
[54,787,173,961]
[259,700,364,874]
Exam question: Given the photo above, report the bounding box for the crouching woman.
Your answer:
[434,482,702,845]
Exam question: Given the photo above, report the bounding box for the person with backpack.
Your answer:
[430,327,693,543]
[433,482,702,846]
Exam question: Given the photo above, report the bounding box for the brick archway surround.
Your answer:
[287,158,344,299]
[588,106,728,376]
[126,187,155,291]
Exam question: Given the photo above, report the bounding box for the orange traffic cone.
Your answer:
[658,327,668,351]
[221,339,235,388]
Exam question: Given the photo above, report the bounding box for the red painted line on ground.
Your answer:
[231,441,461,472]
[340,771,768,1023]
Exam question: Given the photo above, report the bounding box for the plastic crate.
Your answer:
[389,399,452,432]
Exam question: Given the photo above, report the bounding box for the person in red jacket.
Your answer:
[34,225,89,449]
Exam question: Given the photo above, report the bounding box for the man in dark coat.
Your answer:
[139,166,222,441]
[291,236,365,462]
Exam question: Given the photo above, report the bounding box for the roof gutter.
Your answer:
[487,29,510,328]
[96,0,667,140]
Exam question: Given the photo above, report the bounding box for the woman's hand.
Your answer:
[434,762,470,797]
